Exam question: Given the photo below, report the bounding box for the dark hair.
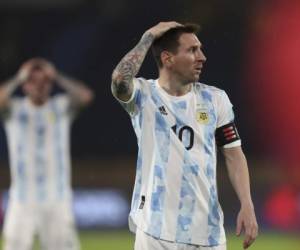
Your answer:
[151,23,200,68]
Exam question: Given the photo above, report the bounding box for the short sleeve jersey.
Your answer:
[114,78,241,246]
[2,94,74,204]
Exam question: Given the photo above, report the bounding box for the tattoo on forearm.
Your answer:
[112,32,154,95]
[4,76,21,96]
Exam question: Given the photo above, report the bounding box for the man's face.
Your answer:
[168,33,206,84]
[23,69,53,104]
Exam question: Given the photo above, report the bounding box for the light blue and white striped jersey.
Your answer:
[114,78,241,246]
[3,95,74,204]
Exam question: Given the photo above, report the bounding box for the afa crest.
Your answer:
[48,112,56,123]
[196,104,209,124]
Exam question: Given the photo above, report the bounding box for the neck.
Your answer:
[158,69,192,96]
[29,97,47,106]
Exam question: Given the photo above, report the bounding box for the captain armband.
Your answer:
[215,122,240,147]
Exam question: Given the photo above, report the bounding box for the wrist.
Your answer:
[55,72,68,84]
[240,199,254,210]
[5,75,22,95]
[15,72,27,84]
[141,31,155,43]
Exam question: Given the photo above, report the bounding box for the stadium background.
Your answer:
[0,0,299,249]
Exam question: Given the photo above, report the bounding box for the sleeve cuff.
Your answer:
[111,79,137,104]
[223,139,241,148]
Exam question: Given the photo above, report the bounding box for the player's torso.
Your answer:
[4,97,72,203]
[130,80,225,244]
[140,80,218,164]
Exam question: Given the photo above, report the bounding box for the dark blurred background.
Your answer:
[0,0,299,242]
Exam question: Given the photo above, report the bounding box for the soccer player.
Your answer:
[111,22,258,250]
[0,58,94,250]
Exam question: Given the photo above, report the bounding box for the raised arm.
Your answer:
[0,60,33,111]
[111,21,183,102]
[222,146,258,249]
[55,73,94,107]
[41,60,94,107]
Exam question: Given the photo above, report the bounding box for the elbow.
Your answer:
[78,88,94,107]
[0,90,9,109]
[112,69,121,82]
[111,70,121,96]
[111,69,126,87]
[82,90,94,106]
[111,70,132,101]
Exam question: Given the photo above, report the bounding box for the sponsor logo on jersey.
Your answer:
[196,104,209,124]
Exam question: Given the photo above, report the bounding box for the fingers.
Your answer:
[18,61,34,82]
[41,60,57,79]
[16,59,57,84]
[243,235,255,249]
[236,216,242,236]
[21,58,45,69]
[236,210,258,249]
[243,225,252,249]
[21,58,51,70]
[243,221,258,249]
[146,21,184,39]
[158,21,183,31]
[163,21,183,28]
[19,58,56,78]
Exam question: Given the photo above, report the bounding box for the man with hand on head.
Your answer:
[112,21,258,250]
[0,58,94,250]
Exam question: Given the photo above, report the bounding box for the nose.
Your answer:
[198,49,206,62]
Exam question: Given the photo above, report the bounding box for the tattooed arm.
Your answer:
[0,59,35,111]
[111,21,182,102]
[32,59,94,107]
[111,32,154,101]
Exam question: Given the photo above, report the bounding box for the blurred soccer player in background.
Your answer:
[112,22,258,250]
[0,58,94,250]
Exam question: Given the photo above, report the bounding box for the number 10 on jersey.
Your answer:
[171,125,194,150]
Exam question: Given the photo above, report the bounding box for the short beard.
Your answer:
[184,75,199,85]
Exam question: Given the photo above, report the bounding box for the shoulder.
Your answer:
[9,97,27,109]
[133,77,156,95]
[11,96,26,104]
[134,77,155,87]
[194,82,227,100]
[49,94,72,112]
[0,97,26,120]
[51,94,69,104]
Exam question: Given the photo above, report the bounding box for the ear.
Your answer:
[161,51,174,68]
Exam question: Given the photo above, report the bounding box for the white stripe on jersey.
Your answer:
[4,95,73,204]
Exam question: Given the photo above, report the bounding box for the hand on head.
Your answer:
[17,58,57,83]
[145,21,183,39]
[38,59,57,81]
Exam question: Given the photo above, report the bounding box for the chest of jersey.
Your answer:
[151,88,217,153]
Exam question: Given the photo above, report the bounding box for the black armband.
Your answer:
[215,122,240,147]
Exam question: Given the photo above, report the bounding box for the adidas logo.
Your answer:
[159,106,168,115]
